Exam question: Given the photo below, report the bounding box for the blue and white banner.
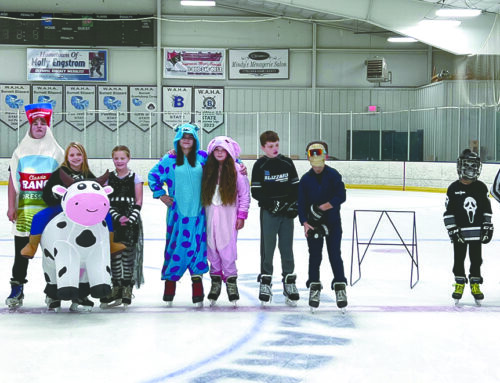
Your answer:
[162,86,192,129]
[194,87,224,133]
[129,86,157,132]
[65,85,97,132]
[97,86,128,131]
[0,84,30,129]
[32,85,64,127]
[27,49,108,82]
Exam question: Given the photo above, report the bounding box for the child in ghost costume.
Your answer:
[201,136,250,305]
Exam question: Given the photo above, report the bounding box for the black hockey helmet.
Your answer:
[457,149,481,181]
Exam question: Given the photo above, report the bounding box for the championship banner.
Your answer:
[0,84,30,129]
[164,48,226,79]
[27,48,108,82]
[97,86,128,131]
[32,85,64,127]
[65,85,97,132]
[229,49,289,79]
[194,87,224,133]
[129,86,157,132]
[162,86,192,129]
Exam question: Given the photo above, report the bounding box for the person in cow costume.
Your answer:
[41,170,114,311]
[5,103,64,309]
[444,149,493,305]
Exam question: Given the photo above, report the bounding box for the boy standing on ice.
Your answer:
[444,149,493,305]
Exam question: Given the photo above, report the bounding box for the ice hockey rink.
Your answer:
[1,185,500,383]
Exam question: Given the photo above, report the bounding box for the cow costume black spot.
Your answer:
[40,171,114,302]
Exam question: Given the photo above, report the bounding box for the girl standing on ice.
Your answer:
[100,145,144,308]
[201,136,250,305]
[148,124,209,306]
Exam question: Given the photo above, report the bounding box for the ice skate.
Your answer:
[163,280,176,307]
[226,276,239,307]
[100,281,123,308]
[333,282,348,313]
[283,273,299,307]
[259,275,273,306]
[70,297,94,312]
[5,282,24,309]
[308,282,322,313]
[470,277,484,306]
[192,275,204,308]
[121,284,133,307]
[452,276,466,305]
[207,275,222,306]
[45,296,61,312]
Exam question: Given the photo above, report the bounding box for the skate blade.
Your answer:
[309,306,318,313]
[454,299,461,306]
[474,299,482,307]
[47,307,61,313]
[99,300,122,309]
[230,300,238,308]
[194,302,204,308]
[340,307,347,315]
[209,299,217,307]
[285,298,298,307]
[69,304,93,313]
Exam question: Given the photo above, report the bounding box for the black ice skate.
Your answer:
[283,273,299,307]
[470,277,484,306]
[121,281,133,307]
[45,296,61,312]
[259,274,273,305]
[226,276,239,307]
[100,280,123,308]
[452,276,466,305]
[333,282,348,312]
[208,275,222,306]
[5,282,24,309]
[308,282,322,312]
[70,296,94,313]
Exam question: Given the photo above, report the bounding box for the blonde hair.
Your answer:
[61,142,91,176]
[111,145,131,158]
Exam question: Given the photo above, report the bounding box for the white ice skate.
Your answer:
[259,275,273,306]
[45,296,61,313]
[334,282,348,314]
[283,274,299,307]
[308,282,322,313]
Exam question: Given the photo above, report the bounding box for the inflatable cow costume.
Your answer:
[41,170,113,311]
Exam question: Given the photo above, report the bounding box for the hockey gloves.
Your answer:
[480,222,494,244]
[285,201,298,219]
[307,224,329,239]
[447,226,465,244]
[307,205,325,226]
[269,200,289,215]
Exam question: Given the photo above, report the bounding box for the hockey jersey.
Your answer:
[443,180,492,242]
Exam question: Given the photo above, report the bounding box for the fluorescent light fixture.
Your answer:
[387,37,417,43]
[418,19,461,28]
[436,8,481,17]
[180,0,216,6]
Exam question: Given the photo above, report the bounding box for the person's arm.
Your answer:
[235,171,250,230]
[126,179,144,226]
[324,171,346,211]
[148,155,172,206]
[287,161,300,203]
[7,174,17,222]
[42,169,62,206]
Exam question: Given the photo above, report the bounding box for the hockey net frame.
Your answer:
[350,210,420,289]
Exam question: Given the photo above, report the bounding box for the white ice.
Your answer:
[1,186,500,383]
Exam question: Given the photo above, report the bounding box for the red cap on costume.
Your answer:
[24,103,53,127]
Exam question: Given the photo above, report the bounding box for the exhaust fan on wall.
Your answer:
[365,57,392,83]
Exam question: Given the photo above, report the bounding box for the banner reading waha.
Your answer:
[27,49,108,82]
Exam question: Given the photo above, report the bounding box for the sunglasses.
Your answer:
[308,148,325,157]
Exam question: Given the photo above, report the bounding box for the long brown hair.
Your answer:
[201,152,237,206]
[60,142,92,177]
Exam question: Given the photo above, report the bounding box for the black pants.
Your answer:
[453,241,482,279]
[11,236,30,284]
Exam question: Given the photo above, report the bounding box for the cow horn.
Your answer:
[59,168,76,187]
[95,170,110,186]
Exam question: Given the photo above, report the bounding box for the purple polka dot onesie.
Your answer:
[148,124,209,281]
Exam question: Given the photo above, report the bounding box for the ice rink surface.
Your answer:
[1,185,500,383]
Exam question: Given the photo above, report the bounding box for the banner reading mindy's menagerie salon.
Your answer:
[27,48,108,82]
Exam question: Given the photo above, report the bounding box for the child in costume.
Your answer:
[250,130,300,306]
[148,123,209,307]
[298,141,348,312]
[201,136,250,305]
[5,103,64,308]
[100,145,144,307]
[444,149,493,305]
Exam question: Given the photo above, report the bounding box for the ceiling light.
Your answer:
[181,0,216,6]
[418,19,461,28]
[435,9,481,17]
[387,37,417,43]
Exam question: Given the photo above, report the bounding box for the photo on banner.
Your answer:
[163,48,226,80]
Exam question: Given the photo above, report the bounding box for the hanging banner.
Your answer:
[229,49,289,79]
[194,87,224,133]
[32,85,64,127]
[97,86,128,131]
[164,48,226,79]
[129,86,157,132]
[162,86,192,129]
[65,85,97,132]
[0,84,30,130]
[27,48,108,82]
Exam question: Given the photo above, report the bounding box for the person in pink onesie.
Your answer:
[201,136,250,305]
